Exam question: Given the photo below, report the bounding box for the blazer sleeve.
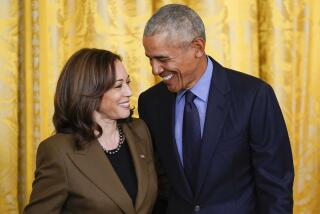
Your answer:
[250,83,294,213]
[24,139,68,214]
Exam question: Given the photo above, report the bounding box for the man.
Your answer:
[138,4,294,214]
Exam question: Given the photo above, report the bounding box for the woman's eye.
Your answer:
[114,84,122,88]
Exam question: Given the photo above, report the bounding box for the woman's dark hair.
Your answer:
[53,48,130,147]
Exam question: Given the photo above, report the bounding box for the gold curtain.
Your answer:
[0,0,319,213]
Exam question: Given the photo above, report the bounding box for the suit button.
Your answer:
[194,205,200,212]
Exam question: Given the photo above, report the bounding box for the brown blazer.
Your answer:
[24,118,157,214]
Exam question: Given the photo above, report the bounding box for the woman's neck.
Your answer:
[93,111,119,150]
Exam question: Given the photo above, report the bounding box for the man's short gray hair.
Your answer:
[144,4,206,46]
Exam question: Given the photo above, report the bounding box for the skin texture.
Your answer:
[97,60,132,120]
[143,33,207,92]
[92,60,132,151]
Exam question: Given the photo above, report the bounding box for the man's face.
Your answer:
[143,33,202,92]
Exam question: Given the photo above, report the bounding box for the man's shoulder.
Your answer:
[223,68,269,92]
[217,67,278,105]
[139,81,173,103]
[141,81,168,96]
[209,56,267,91]
[138,82,173,118]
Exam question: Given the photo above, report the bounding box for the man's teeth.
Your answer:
[163,74,174,81]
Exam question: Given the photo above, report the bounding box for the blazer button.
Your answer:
[194,205,200,212]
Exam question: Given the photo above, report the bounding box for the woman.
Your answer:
[24,48,157,214]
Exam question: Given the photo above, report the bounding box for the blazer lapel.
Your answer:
[195,58,231,199]
[67,140,135,213]
[121,123,149,210]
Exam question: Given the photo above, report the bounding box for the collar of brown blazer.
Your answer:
[66,123,149,213]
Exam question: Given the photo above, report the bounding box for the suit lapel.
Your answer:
[121,123,148,210]
[195,58,231,199]
[159,87,194,201]
[67,140,135,213]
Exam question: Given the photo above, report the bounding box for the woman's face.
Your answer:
[97,60,132,120]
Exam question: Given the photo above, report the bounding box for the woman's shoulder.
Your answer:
[122,118,151,141]
[38,133,75,153]
[123,118,148,132]
[123,118,154,156]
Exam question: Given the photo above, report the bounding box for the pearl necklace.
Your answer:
[100,125,125,155]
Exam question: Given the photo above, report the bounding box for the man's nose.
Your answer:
[150,60,164,75]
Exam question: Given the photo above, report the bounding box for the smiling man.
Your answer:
[143,32,207,92]
[138,4,294,214]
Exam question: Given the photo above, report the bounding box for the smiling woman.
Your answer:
[97,61,132,121]
[23,48,157,214]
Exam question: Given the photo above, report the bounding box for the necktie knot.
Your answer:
[185,90,197,104]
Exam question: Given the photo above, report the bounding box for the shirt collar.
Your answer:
[177,56,213,103]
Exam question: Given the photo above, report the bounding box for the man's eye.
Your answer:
[159,58,170,62]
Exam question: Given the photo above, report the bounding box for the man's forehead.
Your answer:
[144,45,177,60]
[143,37,183,55]
[143,34,167,46]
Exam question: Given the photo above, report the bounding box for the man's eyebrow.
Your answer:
[145,54,170,59]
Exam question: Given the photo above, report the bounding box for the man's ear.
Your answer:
[192,37,206,58]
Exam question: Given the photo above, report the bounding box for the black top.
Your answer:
[105,139,137,205]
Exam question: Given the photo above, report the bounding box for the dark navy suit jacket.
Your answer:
[138,57,294,214]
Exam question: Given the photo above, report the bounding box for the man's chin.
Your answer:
[165,84,180,93]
